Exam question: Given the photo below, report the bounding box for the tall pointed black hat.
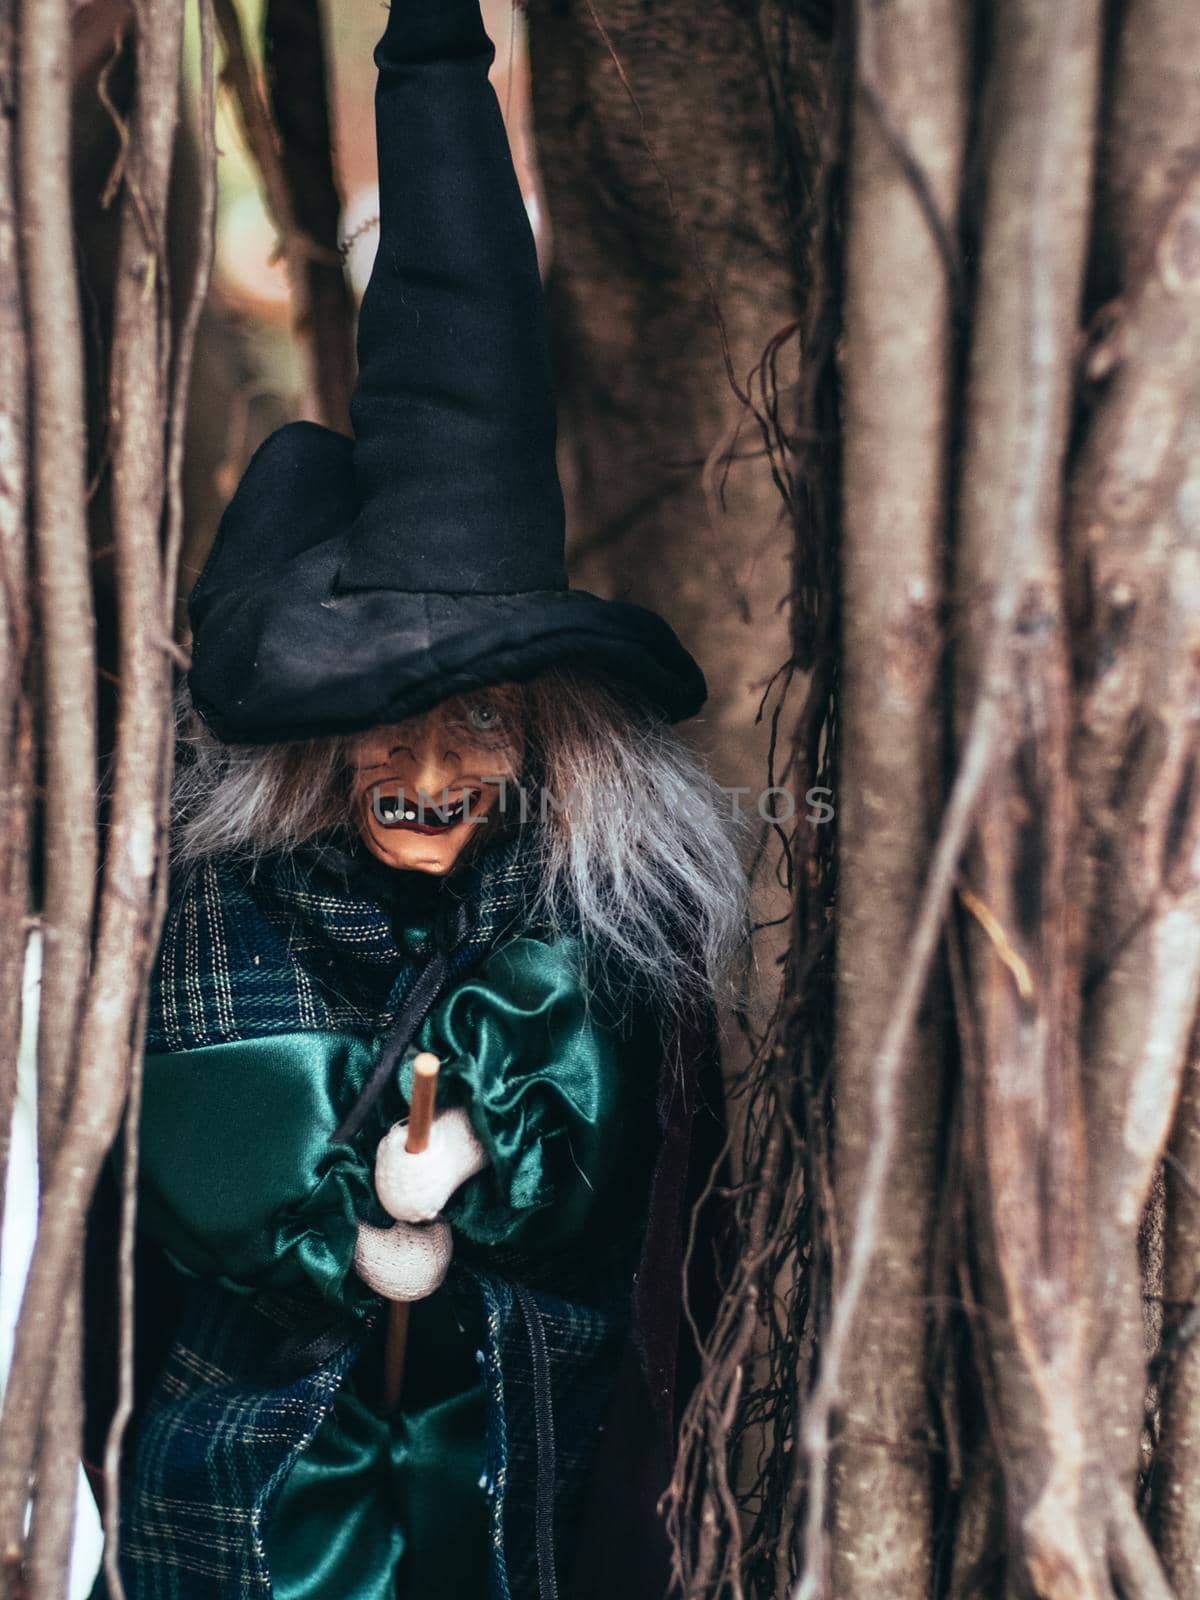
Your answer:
[187,0,705,744]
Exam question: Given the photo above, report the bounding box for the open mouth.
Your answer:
[369,788,483,835]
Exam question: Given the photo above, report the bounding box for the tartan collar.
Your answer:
[264,825,534,952]
[147,829,537,1054]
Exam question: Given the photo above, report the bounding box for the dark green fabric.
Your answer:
[138,931,642,1598]
[139,935,629,1299]
[267,1299,488,1600]
[411,936,628,1251]
[138,1030,382,1313]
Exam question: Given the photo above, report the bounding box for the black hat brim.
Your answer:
[186,422,706,744]
[189,556,707,745]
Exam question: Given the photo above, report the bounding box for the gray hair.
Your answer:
[171,671,749,1012]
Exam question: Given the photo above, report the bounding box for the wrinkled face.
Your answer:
[350,687,525,875]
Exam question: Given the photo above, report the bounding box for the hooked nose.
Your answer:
[405,728,462,797]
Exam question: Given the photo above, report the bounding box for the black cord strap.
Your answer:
[331,892,472,1147]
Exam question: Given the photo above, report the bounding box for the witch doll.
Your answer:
[86,3,746,1596]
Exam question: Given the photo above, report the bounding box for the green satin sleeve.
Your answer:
[407,936,643,1252]
[138,1030,382,1312]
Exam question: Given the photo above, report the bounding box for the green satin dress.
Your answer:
[137,934,649,1600]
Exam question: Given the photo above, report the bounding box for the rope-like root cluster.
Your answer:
[666,2,1200,1597]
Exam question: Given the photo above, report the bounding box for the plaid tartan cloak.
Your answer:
[87,835,716,1600]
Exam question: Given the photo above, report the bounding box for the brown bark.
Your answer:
[102,10,218,1594]
[263,0,355,435]
[546,1,1199,1594]
[18,0,98,1183]
[797,509,1016,1598]
[953,2,1102,1595]
[1070,0,1200,914]
[1070,164,1200,901]
[0,0,189,1582]
[1075,196,1200,1489]
[1108,1483,1177,1600]
[91,3,189,1588]
[1065,0,1200,1578]
[167,12,218,573]
[0,0,31,1252]
[1157,1017,1200,1594]
[25,1282,80,1600]
[792,4,1104,1579]
[1096,0,1200,289]
[830,0,966,1591]
[525,0,809,808]
[214,0,352,432]
[527,23,827,1589]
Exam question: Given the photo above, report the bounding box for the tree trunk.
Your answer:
[953,2,1102,1593]
[525,0,818,810]
[659,0,1200,1592]
[830,0,965,1591]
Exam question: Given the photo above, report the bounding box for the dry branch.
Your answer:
[3,0,96,1567]
[0,0,189,1584]
[0,0,31,1252]
[18,0,98,1186]
[1074,191,1200,1493]
[829,0,965,1592]
[102,6,218,1586]
[791,26,1088,1554]
[25,1283,81,1600]
[1157,1016,1200,1594]
[1071,161,1200,910]
[1108,1483,1178,1600]
[623,0,1200,1591]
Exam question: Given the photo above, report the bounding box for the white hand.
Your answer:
[353,1218,452,1302]
[375,1105,489,1224]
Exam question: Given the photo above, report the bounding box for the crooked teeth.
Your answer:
[374,790,474,827]
[375,794,418,824]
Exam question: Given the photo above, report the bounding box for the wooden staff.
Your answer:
[383,1050,440,1410]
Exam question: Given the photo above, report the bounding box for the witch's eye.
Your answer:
[466,701,500,732]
